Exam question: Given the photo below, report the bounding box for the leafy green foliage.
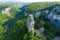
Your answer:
[0,4,11,12]
[0,13,9,23]
[9,6,20,17]
[3,19,41,40]
[25,2,56,13]
[0,2,60,40]
[0,25,4,34]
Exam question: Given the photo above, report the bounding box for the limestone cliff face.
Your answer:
[26,14,34,34]
[25,5,60,28]
[47,5,60,27]
[35,27,45,37]
[24,5,60,38]
[34,11,41,18]
[1,7,11,16]
[55,36,60,40]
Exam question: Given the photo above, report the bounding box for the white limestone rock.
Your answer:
[26,14,34,34]
[35,11,41,18]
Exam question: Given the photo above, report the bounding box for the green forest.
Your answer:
[0,2,60,40]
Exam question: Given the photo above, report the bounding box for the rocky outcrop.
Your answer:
[25,5,60,38]
[26,14,34,35]
[47,5,60,27]
[35,27,45,37]
[34,11,41,18]
[25,5,60,27]
[1,7,11,16]
[55,36,60,40]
